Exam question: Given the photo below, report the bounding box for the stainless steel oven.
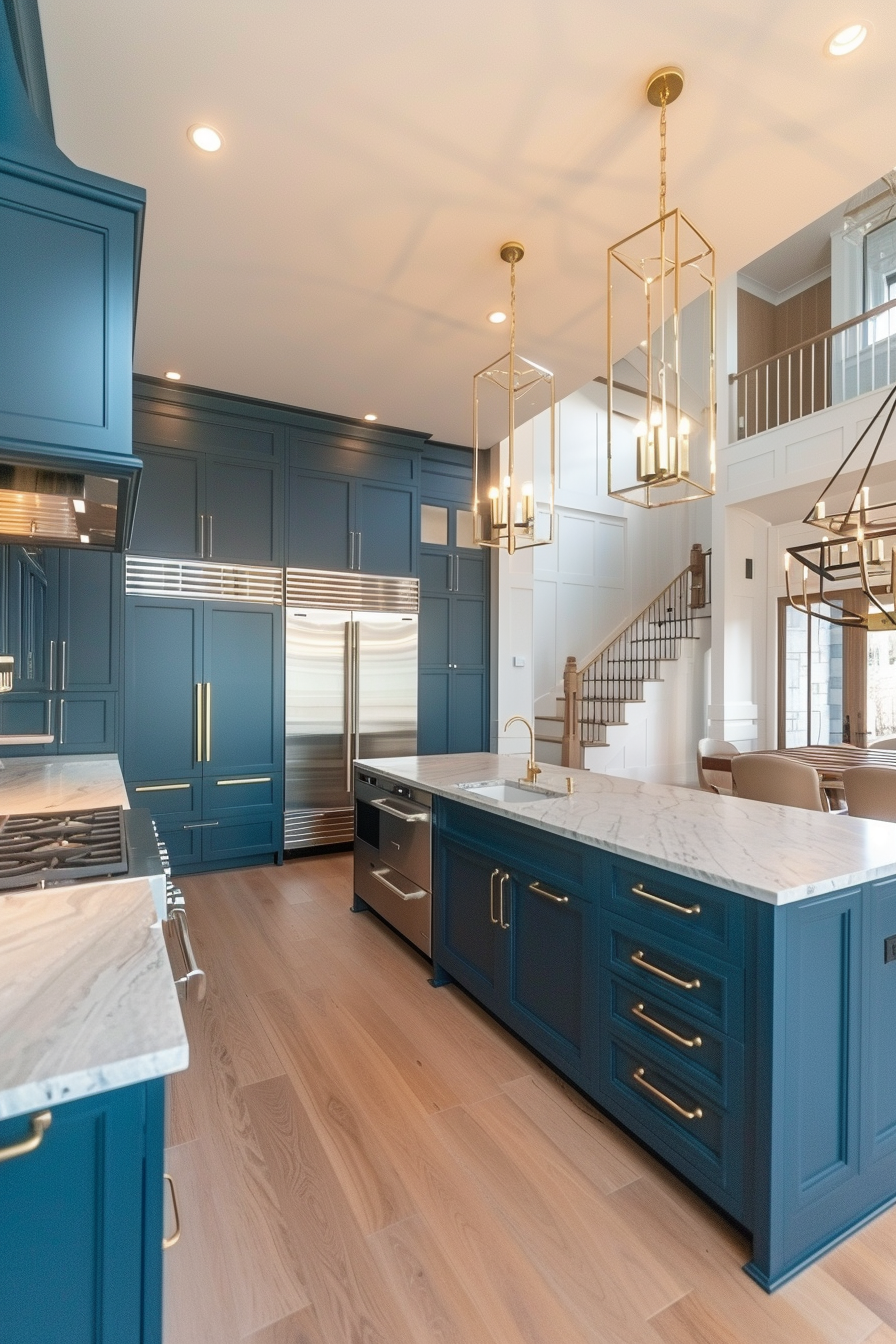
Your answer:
[155,826,206,1004]
[353,766,432,956]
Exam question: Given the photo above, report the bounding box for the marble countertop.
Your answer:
[0,754,129,813]
[0,755,188,1121]
[358,752,896,904]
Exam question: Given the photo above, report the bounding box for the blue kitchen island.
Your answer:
[358,751,896,1291]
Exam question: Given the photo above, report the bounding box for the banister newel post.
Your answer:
[561,655,582,770]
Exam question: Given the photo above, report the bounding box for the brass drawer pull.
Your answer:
[489,868,500,926]
[0,1110,51,1164]
[216,777,272,787]
[529,881,569,905]
[135,783,190,793]
[632,1002,702,1049]
[499,872,510,931]
[195,682,203,763]
[633,1068,703,1120]
[162,1172,182,1249]
[630,949,700,990]
[631,883,700,916]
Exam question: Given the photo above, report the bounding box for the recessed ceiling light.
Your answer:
[488,311,507,324]
[72,499,86,514]
[827,23,867,55]
[164,370,182,381]
[188,124,223,152]
[79,534,90,544]
[364,413,378,421]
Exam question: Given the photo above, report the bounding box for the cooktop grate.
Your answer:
[0,807,128,889]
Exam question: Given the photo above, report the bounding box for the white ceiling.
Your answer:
[37,0,896,445]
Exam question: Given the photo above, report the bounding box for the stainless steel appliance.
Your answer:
[353,766,432,956]
[284,569,418,849]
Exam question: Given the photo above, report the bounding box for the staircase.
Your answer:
[535,546,710,773]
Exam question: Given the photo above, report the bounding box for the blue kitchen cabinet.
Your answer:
[355,478,416,576]
[129,444,282,566]
[123,595,284,873]
[437,836,504,1013]
[7,545,53,691]
[288,464,417,576]
[0,1078,166,1344]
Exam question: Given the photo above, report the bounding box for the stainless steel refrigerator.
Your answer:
[284,570,418,849]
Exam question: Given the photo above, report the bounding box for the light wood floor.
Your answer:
[165,852,896,1344]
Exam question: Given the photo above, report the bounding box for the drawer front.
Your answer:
[604,915,744,1040]
[203,773,282,817]
[606,975,730,1098]
[606,859,744,965]
[201,812,282,862]
[602,1034,744,1217]
[439,799,592,898]
[126,780,200,817]
[156,818,202,865]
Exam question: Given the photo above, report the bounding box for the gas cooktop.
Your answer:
[0,807,128,890]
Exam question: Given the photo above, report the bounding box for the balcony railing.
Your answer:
[730,296,896,440]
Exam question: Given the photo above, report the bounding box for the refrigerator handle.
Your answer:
[353,618,361,771]
[345,621,354,793]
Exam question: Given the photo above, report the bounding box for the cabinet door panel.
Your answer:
[437,839,503,1008]
[451,671,487,754]
[7,546,53,691]
[129,447,202,559]
[419,594,450,667]
[206,457,280,564]
[419,552,450,593]
[0,694,54,753]
[204,604,282,775]
[288,471,351,571]
[124,598,204,782]
[356,481,415,576]
[455,552,486,596]
[58,694,116,754]
[452,595,486,667]
[418,671,450,755]
[507,874,589,1075]
[58,551,120,691]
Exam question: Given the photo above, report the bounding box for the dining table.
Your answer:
[701,745,896,796]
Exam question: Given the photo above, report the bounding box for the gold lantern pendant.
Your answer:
[607,68,716,507]
[473,243,556,553]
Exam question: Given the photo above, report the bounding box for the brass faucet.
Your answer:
[504,715,541,784]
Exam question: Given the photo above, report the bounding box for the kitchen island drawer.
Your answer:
[601,1034,745,1221]
[605,859,744,965]
[203,773,282,817]
[604,914,744,1041]
[605,976,733,1099]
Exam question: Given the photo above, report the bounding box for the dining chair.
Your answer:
[731,753,828,812]
[843,766,896,822]
[697,738,739,795]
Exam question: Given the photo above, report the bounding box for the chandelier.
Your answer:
[785,381,896,630]
[607,68,716,508]
[472,242,556,554]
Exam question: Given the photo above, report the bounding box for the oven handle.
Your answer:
[169,907,207,1003]
[370,797,430,822]
[371,866,428,901]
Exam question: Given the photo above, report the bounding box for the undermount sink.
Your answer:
[455,778,565,803]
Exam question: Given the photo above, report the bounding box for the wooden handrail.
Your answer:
[729,295,896,384]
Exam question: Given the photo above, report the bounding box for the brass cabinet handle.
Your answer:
[631,883,700,916]
[529,880,569,905]
[216,777,272,786]
[632,1002,702,1049]
[204,682,211,762]
[195,682,203,763]
[0,1110,52,1164]
[499,872,510,931]
[162,1172,182,1249]
[630,949,700,990]
[633,1067,703,1121]
[136,783,190,793]
[489,868,500,925]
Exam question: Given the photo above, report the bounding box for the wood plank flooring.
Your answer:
[164,852,896,1343]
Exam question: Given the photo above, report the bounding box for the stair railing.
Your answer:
[561,545,710,768]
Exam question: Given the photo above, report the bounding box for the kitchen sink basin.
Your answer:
[455,779,565,803]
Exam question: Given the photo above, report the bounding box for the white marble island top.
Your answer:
[0,755,188,1121]
[359,752,896,904]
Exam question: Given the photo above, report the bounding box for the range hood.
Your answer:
[0,452,142,551]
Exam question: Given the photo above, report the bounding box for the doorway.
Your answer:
[777,593,867,746]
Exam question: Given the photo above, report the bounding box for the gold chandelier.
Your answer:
[785,381,896,630]
[472,242,556,553]
[607,68,716,507]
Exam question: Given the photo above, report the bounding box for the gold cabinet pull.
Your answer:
[195,682,203,763]
[630,949,700,990]
[499,872,510,931]
[205,682,212,762]
[633,1067,703,1121]
[631,883,700,916]
[529,881,569,905]
[631,1002,702,1049]
[135,783,190,793]
[0,1110,51,1164]
[162,1172,182,1249]
[216,777,272,786]
[489,868,500,926]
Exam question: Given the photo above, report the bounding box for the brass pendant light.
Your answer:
[607,68,716,507]
[472,242,556,553]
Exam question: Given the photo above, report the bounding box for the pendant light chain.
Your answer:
[509,255,517,368]
[659,86,668,219]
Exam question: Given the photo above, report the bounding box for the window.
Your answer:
[420,504,448,547]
